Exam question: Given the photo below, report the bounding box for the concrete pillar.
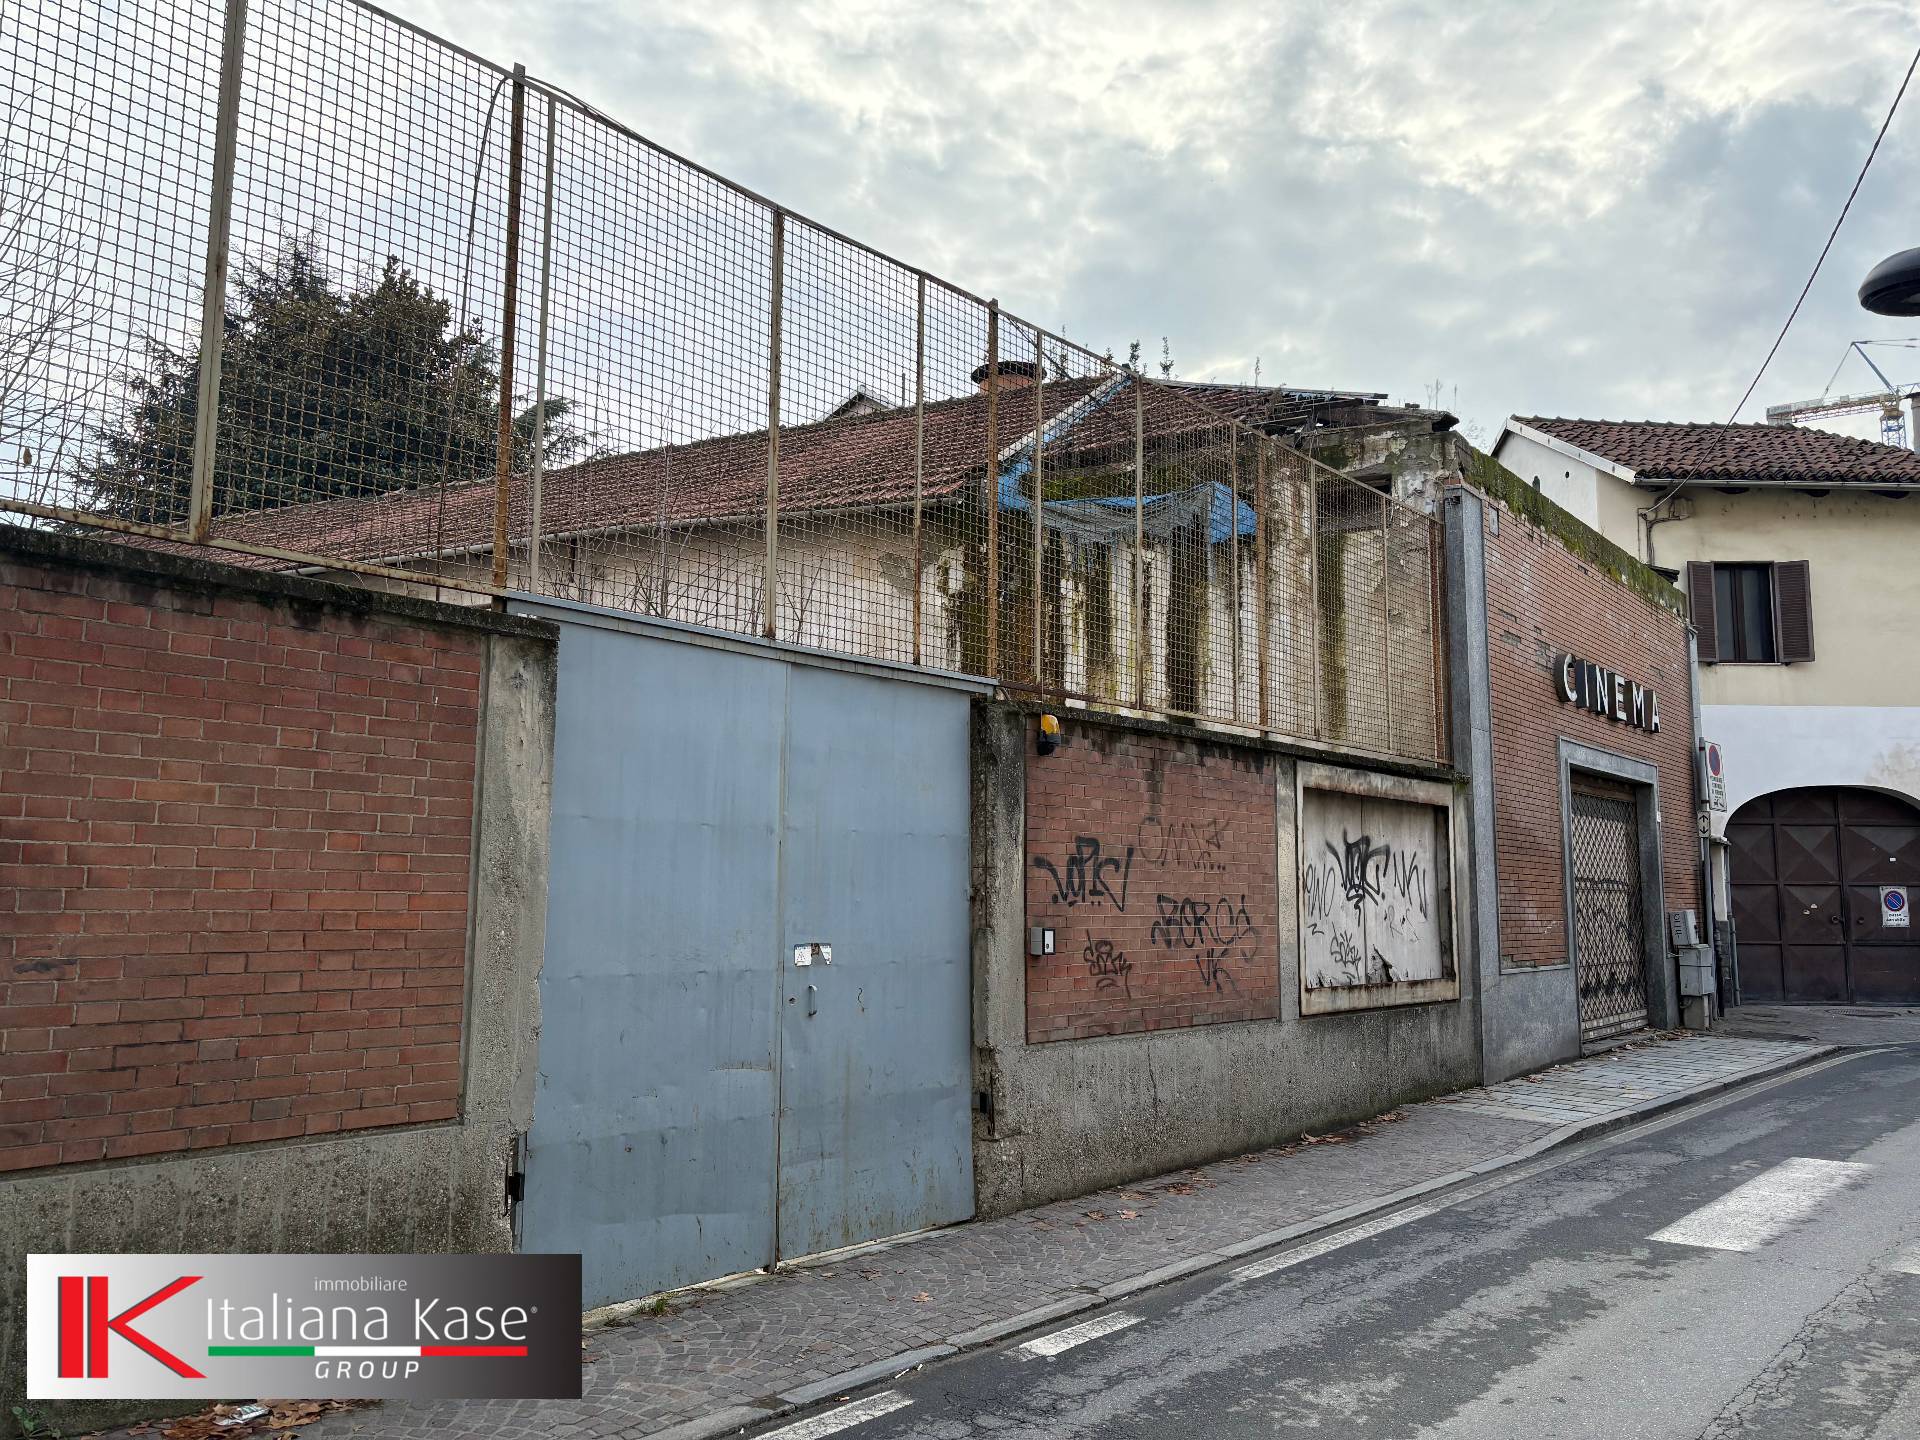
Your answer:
[1441,486,1502,1083]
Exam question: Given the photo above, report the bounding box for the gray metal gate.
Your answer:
[519,607,976,1306]
[1570,784,1649,1043]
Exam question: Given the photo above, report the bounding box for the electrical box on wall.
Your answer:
[1028,926,1055,958]
[1676,942,1715,996]
[1667,910,1700,948]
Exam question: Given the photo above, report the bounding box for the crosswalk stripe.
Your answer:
[1650,1157,1872,1253]
[760,1392,912,1439]
[1017,1311,1141,1358]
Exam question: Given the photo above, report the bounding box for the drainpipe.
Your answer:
[1637,477,1690,567]
[1686,628,1719,1024]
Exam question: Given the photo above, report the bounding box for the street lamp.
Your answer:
[1860,248,1920,315]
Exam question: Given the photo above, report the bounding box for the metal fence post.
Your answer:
[1228,433,1241,723]
[984,301,1000,679]
[1032,332,1045,685]
[527,91,557,598]
[1255,440,1270,730]
[1132,379,1146,709]
[764,210,785,641]
[489,66,527,590]
[1381,498,1394,752]
[185,0,249,543]
[911,274,926,667]
[1308,468,1324,738]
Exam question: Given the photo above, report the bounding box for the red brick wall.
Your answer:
[0,554,485,1172]
[1025,720,1279,1042]
[1483,504,1699,969]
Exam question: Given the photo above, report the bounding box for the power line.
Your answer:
[1727,43,1920,424]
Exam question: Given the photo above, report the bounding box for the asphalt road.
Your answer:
[748,1045,1920,1440]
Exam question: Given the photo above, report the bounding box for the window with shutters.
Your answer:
[1714,564,1775,662]
[1686,559,1815,665]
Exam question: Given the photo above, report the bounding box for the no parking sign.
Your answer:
[1883,885,1910,929]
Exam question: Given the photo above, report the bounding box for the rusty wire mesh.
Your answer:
[0,0,1448,764]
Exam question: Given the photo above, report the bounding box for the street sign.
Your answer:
[1882,885,1910,929]
[1702,740,1727,813]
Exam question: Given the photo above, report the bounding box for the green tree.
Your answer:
[80,242,590,523]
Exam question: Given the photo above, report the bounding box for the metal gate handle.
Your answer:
[806,983,817,1017]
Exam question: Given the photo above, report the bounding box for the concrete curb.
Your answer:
[687,1040,1843,1439]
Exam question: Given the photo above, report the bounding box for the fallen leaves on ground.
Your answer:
[1117,1209,1140,1221]
[910,1291,933,1303]
[160,1399,366,1440]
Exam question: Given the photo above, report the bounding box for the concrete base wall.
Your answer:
[970,705,1480,1218]
[1479,964,1582,1082]
[0,532,556,1431]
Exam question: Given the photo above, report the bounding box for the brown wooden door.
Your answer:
[1727,787,1920,1004]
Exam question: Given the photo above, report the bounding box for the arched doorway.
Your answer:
[1728,786,1920,1004]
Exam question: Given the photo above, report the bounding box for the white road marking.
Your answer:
[1229,1202,1443,1283]
[1650,1156,1873,1253]
[1017,1310,1142,1358]
[1888,1244,1920,1276]
[760,1391,912,1439]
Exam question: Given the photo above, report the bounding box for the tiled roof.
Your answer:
[205,378,1304,568]
[1515,416,1920,487]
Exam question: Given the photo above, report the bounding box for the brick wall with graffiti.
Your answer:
[1024,719,1279,1042]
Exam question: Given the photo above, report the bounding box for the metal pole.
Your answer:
[185,0,249,543]
[1381,498,1394,752]
[764,210,785,641]
[984,301,1000,679]
[528,93,557,597]
[911,275,926,667]
[1428,518,1446,761]
[1228,434,1241,723]
[1132,380,1146,708]
[489,66,527,591]
[1255,440,1270,730]
[1032,332,1045,685]
[1308,468,1324,738]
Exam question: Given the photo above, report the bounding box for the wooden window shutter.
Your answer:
[1773,559,1815,663]
[1685,561,1718,662]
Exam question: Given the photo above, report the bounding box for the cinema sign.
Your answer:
[1555,653,1660,733]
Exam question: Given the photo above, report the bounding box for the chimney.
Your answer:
[971,359,1042,394]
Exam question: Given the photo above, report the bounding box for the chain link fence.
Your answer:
[0,0,1446,764]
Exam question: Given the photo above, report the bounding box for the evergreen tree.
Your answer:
[80,242,589,522]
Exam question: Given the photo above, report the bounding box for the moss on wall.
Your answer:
[1463,450,1684,615]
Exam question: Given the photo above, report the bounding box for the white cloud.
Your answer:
[386,0,1920,437]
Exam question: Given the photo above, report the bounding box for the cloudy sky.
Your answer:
[390,0,1919,444]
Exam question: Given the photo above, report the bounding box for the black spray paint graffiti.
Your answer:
[1032,836,1133,912]
[1083,938,1134,996]
[1150,894,1258,993]
[1303,825,1433,990]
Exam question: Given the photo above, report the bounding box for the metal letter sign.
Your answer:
[1882,885,1910,929]
[1555,653,1660,733]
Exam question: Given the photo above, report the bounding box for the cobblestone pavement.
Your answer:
[254,1033,1823,1440]
[1715,1002,1920,1048]
[1442,1032,1829,1126]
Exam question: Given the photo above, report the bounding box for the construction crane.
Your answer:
[1766,340,1920,449]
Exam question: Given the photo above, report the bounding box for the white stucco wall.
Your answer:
[1493,430,1602,528]
[1702,702,1920,833]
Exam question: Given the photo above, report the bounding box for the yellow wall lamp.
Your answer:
[1037,713,1063,756]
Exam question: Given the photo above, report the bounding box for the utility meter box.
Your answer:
[1667,909,1701,948]
[1676,942,1716,997]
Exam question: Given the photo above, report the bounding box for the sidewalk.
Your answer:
[274,1033,1831,1440]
